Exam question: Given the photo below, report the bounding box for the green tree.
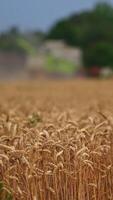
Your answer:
[84,42,113,68]
[47,2,113,68]
[0,28,35,54]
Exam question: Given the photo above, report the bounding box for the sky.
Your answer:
[0,0,113,32]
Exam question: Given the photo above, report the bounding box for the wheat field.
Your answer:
[0,80,113,200]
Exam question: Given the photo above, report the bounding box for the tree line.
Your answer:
[47,3,113,69]
[0,27,45,55]
[1,3,113,70]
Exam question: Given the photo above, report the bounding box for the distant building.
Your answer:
[100,67,113,78]
[41,40,83,67]
[26,54,45,78]
[0,40,83,79]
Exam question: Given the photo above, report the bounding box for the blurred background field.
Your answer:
[1,1,113,80]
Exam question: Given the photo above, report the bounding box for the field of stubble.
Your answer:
[0,80,113,200]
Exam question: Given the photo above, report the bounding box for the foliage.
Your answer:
[0,27,45,55]
[46,54,76,74]
[0,181,13,200]
[47,3,113,68]
[28,112,42,127]
[84,42,113,68]
[15,37,36,55]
